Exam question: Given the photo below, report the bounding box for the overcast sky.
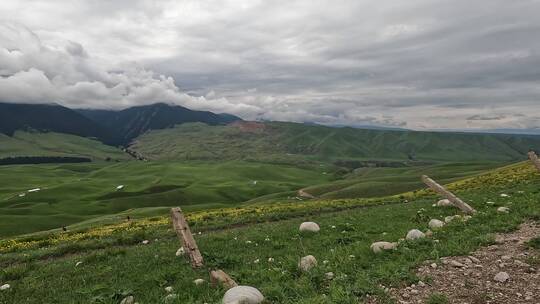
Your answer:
[1,0,540,130]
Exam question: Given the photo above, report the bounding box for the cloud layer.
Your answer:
[1,0,540,130]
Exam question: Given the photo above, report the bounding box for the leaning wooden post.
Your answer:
[528,151,540,172]
[170,207,204,268]
[421,175,476,214]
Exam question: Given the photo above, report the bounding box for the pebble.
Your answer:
[450,260,466,268]
[493,272,510,283]
[299,255,317,272]
[325,272,334,280]
[165,286,174,293]
[497,207,510,214]
[194,279,205,285]
[0,284,10,291]
[468,256,481,263]
[175,247,185,256]
[406,229,425,240]
[430,263,437,269]
[120,296,134,304]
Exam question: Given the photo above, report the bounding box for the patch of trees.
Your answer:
[0,156,92,165]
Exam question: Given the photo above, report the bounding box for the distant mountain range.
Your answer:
[0,102,242,145]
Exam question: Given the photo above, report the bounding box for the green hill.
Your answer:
[0,131,130,161]
[129,121,540,162]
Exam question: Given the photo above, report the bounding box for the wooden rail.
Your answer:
[422,175,476,214]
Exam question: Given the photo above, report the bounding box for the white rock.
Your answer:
[165,286,174,293]
[486,201,495,205]
[175,247,185,256]
[494,271,510,282]
[194,279,205,285]
[444,215,462,223]
[120,296,134,304]
[222,286,264,304]
[500,193,510,198]
[141,240,150,245]
[0,284,10,291]
[299,222,320,233]
[428,219,445,229]
[370,241,398,253]
[406,229,425,240]
[436,199,453,207]
[267,257,274,263]
[298,255,317,272]
[75,261,83,267]
[164,294,178,303]
[116,185,125,190]
[325,272,334,280]
[497,207,510,214]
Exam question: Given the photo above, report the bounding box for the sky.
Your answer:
[1,0,540,131]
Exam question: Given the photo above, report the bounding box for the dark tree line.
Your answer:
[0,156,92,165]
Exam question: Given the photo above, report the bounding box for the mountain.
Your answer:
[0,103,114,144]
[129,121,540,162]
[77,103,242,145]
[0,102,242,147]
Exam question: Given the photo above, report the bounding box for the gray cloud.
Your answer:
[1,0,540,130]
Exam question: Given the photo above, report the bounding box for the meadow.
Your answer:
[0,162,538,303]
[0,159,505,238]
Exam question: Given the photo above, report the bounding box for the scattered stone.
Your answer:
[175,247,185,256]
[494,272,510,283]
[501,255,511,261]
[406,229,425,240]
[468,256,481,264]
[75,261,83,267]
[120,296,134,304]
[325,272,335,280]
[165,286,174,293]
[299,255,317,272]
[450,260,466,268]
[194,279,205,285]
[299,222,320,233]
[141,240,150,245]
[430,263,437,269]
[417,281,426,287]
[437,199,453,207]
[428,219,445,229]
[497,207,510,214]
[486,201,495,205]
[444,215,462,223]
[425,229,433,237]
[222,286,264,304]
[164,293,178,303]
[370,241,398,253]
[500,194,510,198]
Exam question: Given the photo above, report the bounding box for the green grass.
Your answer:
[0,131,129,161]
[130,122,540,162]
[0,159,505,238]
[0,160,333,237]
[0,162,538,303]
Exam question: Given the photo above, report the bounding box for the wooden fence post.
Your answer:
[421,175,476,214]
[170,207,204,268]
[528,151,540,172]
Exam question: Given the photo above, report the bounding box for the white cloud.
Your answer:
[1,1,540,130]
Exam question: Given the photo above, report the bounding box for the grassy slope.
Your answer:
[0,160,505,238]
[130,122,540,162]
[0,161,333,237]
[0,131,129,161]
[0,162,538,304]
